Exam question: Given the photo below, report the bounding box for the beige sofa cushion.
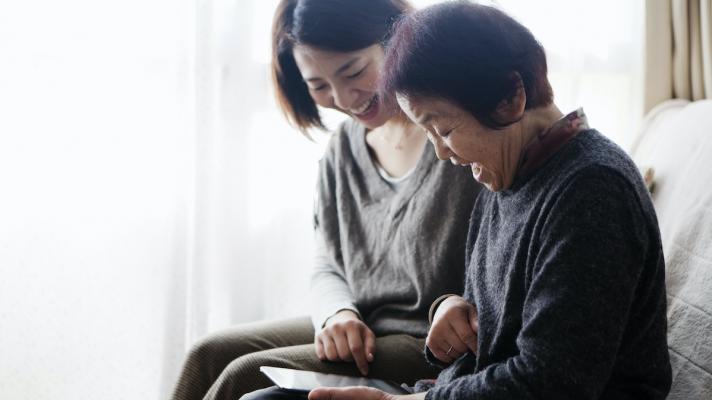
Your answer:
[631,99,712,399]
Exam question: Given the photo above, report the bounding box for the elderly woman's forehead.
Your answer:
[397,94,453,121]
[395,94,426,123]
[396,94,427,112]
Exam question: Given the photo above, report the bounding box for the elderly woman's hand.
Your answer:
[315,310,376,376]
[309,387,426,400]
[426,295,479,364]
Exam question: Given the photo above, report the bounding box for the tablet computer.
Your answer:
[259,366,409,395]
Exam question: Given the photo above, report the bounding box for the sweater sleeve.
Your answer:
[309,228,361,332]
[427,168,653,400]
[309,130,362,332]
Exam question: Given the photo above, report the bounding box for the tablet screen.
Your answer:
[259,366,409,395]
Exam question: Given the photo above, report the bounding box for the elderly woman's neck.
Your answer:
[498,104,564,191]
[520,103,564,145]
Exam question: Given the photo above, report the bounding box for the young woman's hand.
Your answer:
[309,387,425,400]
[315,309,376,375]
[426,295,478,364]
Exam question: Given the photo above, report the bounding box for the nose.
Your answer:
[332,86,358,110]
[429,134,453,161]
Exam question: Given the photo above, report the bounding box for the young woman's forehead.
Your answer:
[293,45,381,78]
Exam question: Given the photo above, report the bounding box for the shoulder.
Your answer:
[518,130,657,234]
[565,130,641,182]
[551,130,649,203]
[321,118,364,164]
[548,159,656,239]
[318,118,367,191]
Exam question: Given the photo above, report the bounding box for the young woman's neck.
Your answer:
[365,112,427,178]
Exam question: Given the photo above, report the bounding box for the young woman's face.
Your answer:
[293,44,395,129]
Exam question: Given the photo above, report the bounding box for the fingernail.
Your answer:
[368,353,374,361]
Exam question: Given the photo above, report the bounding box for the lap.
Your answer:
[227,333,439,386]
[238,335,438,400]
[194,316,315,359]
[172,317,316,400]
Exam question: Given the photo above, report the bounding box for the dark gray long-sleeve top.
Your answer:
[426,129,672,399]
[313,119,482,337]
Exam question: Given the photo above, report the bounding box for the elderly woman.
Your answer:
[304,2,673,400]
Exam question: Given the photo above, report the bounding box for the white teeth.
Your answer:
[449,157,464,166]
[352,96,374,115]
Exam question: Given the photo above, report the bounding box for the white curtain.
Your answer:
[0,0,199,398]
[497,0,645,149]
[0,1,645,399]
[182,0,325,359]
[644,0,712,112]
[0,0,322,398]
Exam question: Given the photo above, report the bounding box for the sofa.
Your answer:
[630,99,712,399]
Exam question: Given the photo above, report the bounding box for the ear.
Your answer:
[494,72,526,124]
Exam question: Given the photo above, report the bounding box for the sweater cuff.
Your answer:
[428,294,458,323]
[312,304,362,332]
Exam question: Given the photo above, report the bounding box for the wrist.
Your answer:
[325,308,361,326]
[428,294,459,323]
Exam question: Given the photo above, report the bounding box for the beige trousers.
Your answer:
[169,317,439,400]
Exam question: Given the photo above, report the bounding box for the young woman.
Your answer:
[169,1,481,399]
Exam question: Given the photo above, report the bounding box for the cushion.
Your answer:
[631,99,712,400]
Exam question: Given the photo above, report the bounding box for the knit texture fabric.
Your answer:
[314,119,482,337]
[426,129,672,400]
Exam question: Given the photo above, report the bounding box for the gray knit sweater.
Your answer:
[313,119,481,338]
[425,129,672,399]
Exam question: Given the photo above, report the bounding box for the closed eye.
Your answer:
[310,84,328,92]
[346,65,367,79]
[440,129,452,138]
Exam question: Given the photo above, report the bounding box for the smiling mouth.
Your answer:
[471,163,483,178]
[351,95,377,116]
[450,158,466,166]
[449,156,472,167]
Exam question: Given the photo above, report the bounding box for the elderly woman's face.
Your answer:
[397,94,518,192]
